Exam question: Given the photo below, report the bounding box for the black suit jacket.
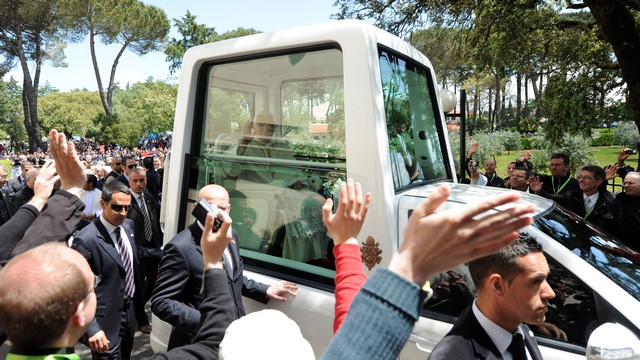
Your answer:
[6,177,23,193]
[151,222,268,348]
[8,187,33,216]
[539,174,580,195]
[543,189,625,238]
[71,218,146,342]
[429,305,543,360]
[127,190,163,250]
[145,169,162,203]
[114,173,130,187]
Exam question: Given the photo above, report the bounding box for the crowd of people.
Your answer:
[2,122,639,359]
[463,143,640,251]
[0,128,545,360]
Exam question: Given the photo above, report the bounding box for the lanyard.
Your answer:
[488,173,496,184]
[552,176,571,194]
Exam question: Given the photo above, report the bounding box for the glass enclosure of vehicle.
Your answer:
[186,47,345,286]
[379,48,449,191]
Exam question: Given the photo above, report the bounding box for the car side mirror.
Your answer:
[586,322,640,359]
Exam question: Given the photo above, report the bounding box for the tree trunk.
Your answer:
[90,29,112,115]
[13,19,44,152]
[107,41,130,111]
[473,85,479,124]
[516,73,522,123]
[585,0,640,168]
[488,87,493,130]
[494,72,502,131]
[586,0,640,166]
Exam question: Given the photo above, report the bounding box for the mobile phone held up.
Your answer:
[625,149,637,155]
[192,199,223,232]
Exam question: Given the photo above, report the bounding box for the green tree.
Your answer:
[38,90,103,137]
[0,77,26,151]
[0,0,76,152]
[616,121,640,150]
[334,0,640,167]
[121,80,177,135]
[164,11,260,75]
[70,0,170,115]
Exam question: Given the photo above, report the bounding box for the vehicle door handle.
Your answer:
[409,332,438,353]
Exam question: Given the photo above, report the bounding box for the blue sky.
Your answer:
[4,0,338,92]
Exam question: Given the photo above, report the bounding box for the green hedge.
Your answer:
[591,129,618,146]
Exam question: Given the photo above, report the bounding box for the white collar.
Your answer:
[472,299,525,357]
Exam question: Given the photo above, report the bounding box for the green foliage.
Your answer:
[70,0,170,114]
[496,130,521,154]
[120,80,177,135]
[590,129,617,147]
[0,77,26,149]
[164,11,260,75]
[38,91,103,137]
[615,121,640,149]
[530,134,596,175]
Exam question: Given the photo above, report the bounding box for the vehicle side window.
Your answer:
[379,48,450,191]
[424,254,597,348]
[190,47,345,286]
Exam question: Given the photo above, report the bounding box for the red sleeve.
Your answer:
[333,242,366,334]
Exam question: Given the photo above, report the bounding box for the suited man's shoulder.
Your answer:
[168,225,200,250]
[429,334,477,360]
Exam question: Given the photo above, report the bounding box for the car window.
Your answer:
[534,206,640,302]
[188,47,345,288]
[379,48,451,191]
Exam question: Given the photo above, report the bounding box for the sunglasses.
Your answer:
[106,202,131,212]
[114,163,122,166]
[127,164,136,169]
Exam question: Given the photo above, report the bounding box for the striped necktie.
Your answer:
[138,194,153,243]
[114,227,135,298]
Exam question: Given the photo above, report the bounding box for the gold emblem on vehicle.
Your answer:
[361,236,382,270]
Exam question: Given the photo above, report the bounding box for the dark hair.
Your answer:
[142,156,154,170]
[551,153,570,166]
[469,233,542,288]
[102,180,131,202]
[581,165,605,181]
[86,174,98,187]
[512,166,531,178]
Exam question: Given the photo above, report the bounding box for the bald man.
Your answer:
[8,168,38,216]
[151,184,298,349]
[0,212,240,360]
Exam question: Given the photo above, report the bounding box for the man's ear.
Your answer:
[71,301,86,328]
[488,274,506,296]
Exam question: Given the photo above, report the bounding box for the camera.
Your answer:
[468,160,478,167]
[192,199,223,232]
[625,149,637,155]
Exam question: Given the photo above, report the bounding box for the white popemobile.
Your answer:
[154,20,640,359]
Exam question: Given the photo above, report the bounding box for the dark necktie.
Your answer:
[508,333,527,360]
[114,227,135,298]
[138,194,153,243]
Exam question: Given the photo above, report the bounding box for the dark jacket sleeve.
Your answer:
[151,242,202,334]
[0,204,39,264]
[241,275,269,304]
[149,268,233,360]
[11,189,84,258]
[70,235,102,338]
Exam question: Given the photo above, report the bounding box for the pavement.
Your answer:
[0,304,155,359]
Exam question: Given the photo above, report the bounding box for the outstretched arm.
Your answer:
[322,185,534,359]
[322,179,371,333]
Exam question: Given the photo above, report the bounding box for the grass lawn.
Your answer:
[492,146,638,187]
